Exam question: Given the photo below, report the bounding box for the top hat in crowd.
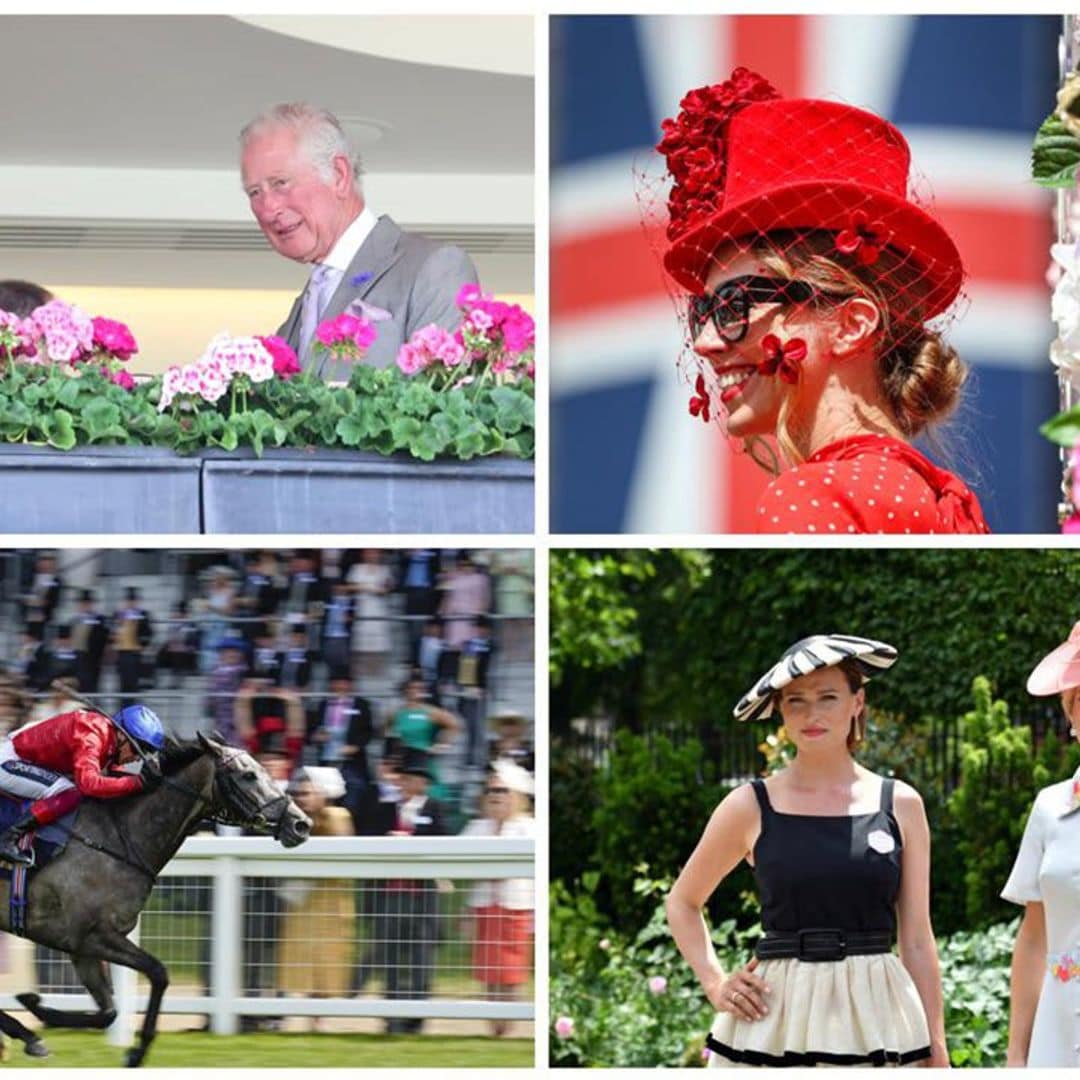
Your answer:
[78,588,95,604]
[657,67,963,318]
[733,634,899,724]
[1027,622,1080,696]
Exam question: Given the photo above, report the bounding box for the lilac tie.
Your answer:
[298,264,336,367]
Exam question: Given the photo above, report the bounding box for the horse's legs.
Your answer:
[16,955,117,1029]
[0,1008,48,1057]
[81,932,168,1069]
[16,937,166,1069]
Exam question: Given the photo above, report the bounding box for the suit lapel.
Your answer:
[321,215,407,321]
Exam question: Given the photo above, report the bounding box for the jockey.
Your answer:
[0,704,165,866]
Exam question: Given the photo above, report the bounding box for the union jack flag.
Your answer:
[551,14,1060,533]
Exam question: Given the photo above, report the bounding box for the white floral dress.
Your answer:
[1002,769,1080,1067]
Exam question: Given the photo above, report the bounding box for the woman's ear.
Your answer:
[830,297,881,358]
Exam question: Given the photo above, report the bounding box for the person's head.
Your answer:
[289,776,325,817]
[692,232,965,462]
[329,675,352,698]
[0,280,53,317]
[361,548,381,565]
[124,586,139,605]
[402,672,427,704]
[112,704,165,764]
[493,710,526,746]
[485,760,533,821]
[399,752,432,798]
[733,634,898,754]
[218,637,246,669]
[240,103,364,265]
[658,69,964,467]
[776,662,866,755]
[77,588,95,609]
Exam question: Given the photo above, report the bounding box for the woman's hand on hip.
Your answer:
[708,958,771,1021]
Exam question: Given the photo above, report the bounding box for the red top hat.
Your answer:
[659,69,963,319]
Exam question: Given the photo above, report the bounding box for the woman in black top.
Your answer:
[666,635,948,1067]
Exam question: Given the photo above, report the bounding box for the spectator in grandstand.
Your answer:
[155,600,200,688]
[347,549,395,682]
[111,586,153,709]
[320,580,353,681]
[351,740,402,995]
[397,550,442,655]
[47,625,79,685]
[201,567,238,657]
[278,766,355,1028]
[457,616,494,771]
[72,588,108,693]
[488,710,535,775]
[237,552,282,641]
[16,629,51,692]
[22,553,62,641]
[461,760,536,1035]
[388,674,461,804]
[491,550,534,663]
[439,553,492,673]
[413,616,447,705]
[240,733,290,1031]
[310,675,376,810]
[204,637,248,744]
[385,748,447,1034]
[236,675,305,772]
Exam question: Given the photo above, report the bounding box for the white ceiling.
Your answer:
[0,14,535,292]
[0,15,534,173]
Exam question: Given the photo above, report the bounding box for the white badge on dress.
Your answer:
[867,829,896,854]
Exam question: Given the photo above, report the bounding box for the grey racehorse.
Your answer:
[0,732,311,1066]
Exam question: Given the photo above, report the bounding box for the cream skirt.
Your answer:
[706,954,930,1068]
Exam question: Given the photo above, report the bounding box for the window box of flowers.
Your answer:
[0,288,534,533]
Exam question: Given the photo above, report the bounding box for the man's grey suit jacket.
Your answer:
[278,214,479,381]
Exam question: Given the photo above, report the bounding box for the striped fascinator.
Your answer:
[733,634,898,724]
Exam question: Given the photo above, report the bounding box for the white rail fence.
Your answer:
[0,836,535,1040]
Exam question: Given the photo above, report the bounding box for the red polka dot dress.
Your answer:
[755,435,990,535]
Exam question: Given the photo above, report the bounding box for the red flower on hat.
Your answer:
[657,68,781,242]
[688,374,711,422]
[835,211,890,266]
[758,335,807,385]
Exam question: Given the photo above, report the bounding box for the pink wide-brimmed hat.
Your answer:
[1027,622,1080,696]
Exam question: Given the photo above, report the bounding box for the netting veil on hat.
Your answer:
[734,634,899,724]
[657,68,964,319]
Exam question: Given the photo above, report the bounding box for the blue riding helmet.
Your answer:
[112,705,165,752]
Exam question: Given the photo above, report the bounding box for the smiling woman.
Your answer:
[665,633,950,1068]
[657,68,988,535]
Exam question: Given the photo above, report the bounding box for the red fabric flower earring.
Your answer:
[688,374,711,422]
[758,335,807,385]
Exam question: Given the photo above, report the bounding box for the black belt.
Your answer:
[755,928,892,962]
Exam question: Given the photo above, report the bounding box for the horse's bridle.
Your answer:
[209,749,292,840]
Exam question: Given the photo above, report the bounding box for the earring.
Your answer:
[758,335,806,384]
[1071,727,1077,738]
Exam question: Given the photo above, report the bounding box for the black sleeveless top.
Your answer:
[750,777,902,936]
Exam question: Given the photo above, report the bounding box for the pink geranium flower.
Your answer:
[554,1016,574,1039]
[316,312,377,352]
[257,335,301,380]
[92,316,138,361]
[102,366,136,391]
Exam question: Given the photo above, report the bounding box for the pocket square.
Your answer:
[345,297,391,323]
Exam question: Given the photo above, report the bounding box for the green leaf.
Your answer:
[42,409,76,451]
[1032,111,1080,188]
[336,414,365,448]
[489,386,534,435]
[390,416,424,453]
[81,398,123,442]
[1039,405,1080,447]
[217,423,239,452]
[56,379,84,408]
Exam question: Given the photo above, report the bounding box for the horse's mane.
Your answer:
[160,737,209,776]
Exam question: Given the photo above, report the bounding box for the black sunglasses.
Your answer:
[486,786,510,795]
[688,275,817,343]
